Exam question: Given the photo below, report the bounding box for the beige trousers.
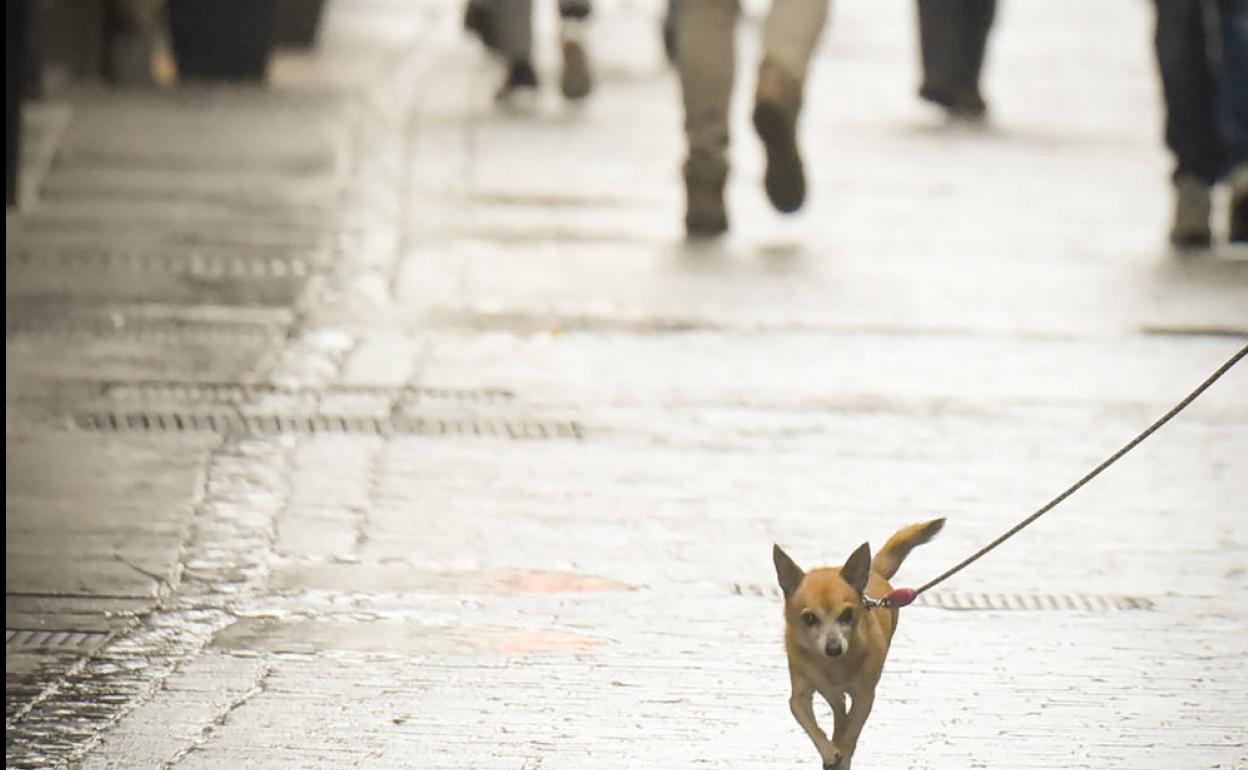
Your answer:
[677,0,830,179]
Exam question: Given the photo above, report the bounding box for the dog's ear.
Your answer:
[773,545,805,599]
[840,542,872,596]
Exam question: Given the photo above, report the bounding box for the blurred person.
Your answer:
[916,0,996,121]
[1154,0,1248,248]
[464,0,594,102]
[678,0,830,237]
[663,0,682,64]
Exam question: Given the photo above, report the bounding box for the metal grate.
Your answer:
[731,583,1153,612]
[72,410,583,440]
[6,629,110,654]
[93,379,514,404]
[5,316,282,344]
[7,245,311,279]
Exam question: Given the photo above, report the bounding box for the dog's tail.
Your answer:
[872,518,945,580]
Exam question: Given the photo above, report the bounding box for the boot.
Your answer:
[496,59,538,102]
[684,165,728,238]
[560,25,593,100]
[918,83,987,121]
[1169,174,1211,250]
[752,61,806,214]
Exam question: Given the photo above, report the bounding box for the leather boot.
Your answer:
[752,60,806,213]
[684,164,728,238]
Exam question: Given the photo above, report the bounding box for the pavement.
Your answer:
[6,0,1248,768]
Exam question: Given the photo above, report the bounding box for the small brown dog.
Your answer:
[774,518,944,769]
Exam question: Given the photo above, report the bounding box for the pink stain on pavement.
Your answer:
[492,569,628,594]
[490,628,604,654]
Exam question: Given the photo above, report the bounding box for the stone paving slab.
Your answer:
[5,0,1248,768]
[4,431,211,608]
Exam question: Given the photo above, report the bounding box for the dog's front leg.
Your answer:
[789,685,842,769]
[822,689,847,730]
[831,687,877,770]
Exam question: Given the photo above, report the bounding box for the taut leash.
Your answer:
[867,342,1248,611]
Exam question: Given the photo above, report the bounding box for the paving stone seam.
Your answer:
[157,661,274,770]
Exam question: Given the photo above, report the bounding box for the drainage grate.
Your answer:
[93,379,514,404]
[7,245,312,280]
[731,584,1153,612]
[6,629,110,654]
[72,410,583,440]
[5,316,283,345]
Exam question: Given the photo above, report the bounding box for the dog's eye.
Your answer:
[801,611,820,627]
[837,608,854,625]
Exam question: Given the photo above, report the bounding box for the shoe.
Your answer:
[496,59,538,102]
[752,61,806,214]
[919,83,988,122]
[559,0,591,20]
[684,168,728,238]
[560,35,593,100]
[1230,164,1248,244]
[1169,174,1212,250]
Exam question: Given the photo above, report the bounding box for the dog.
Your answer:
[773,518,944,769]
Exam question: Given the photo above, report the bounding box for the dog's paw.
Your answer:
[820,746,843,769]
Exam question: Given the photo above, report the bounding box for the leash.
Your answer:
[866,342,1248,611]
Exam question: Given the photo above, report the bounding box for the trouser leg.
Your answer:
[1155,0,1222,183]
[678,0,739,181]
[918,0,994,104]
[917,0,957,93]
[1218,0,1248,171]
[956,0,996,95]
[760,0,830,83]
[487,0,533,63]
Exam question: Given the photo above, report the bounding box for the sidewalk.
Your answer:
[7,1,1248,768]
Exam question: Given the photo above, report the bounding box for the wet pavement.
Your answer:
[6,1,1248,768]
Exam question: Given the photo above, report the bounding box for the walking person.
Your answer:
[677,0,831,237]
[464,0,594,102]
[1153,0,1248,248]
[915,0,997,121]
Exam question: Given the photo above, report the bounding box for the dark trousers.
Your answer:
[1154,0,1248,183]
[7,0,27,208]
[917,0,997,103]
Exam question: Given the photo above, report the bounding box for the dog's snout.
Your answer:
[824,641,844,658]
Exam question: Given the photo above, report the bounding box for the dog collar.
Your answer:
[864,587,918,610]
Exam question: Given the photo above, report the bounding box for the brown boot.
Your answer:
[684,166,728,238]
[752,61,806,213]
[560,26,593,101]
